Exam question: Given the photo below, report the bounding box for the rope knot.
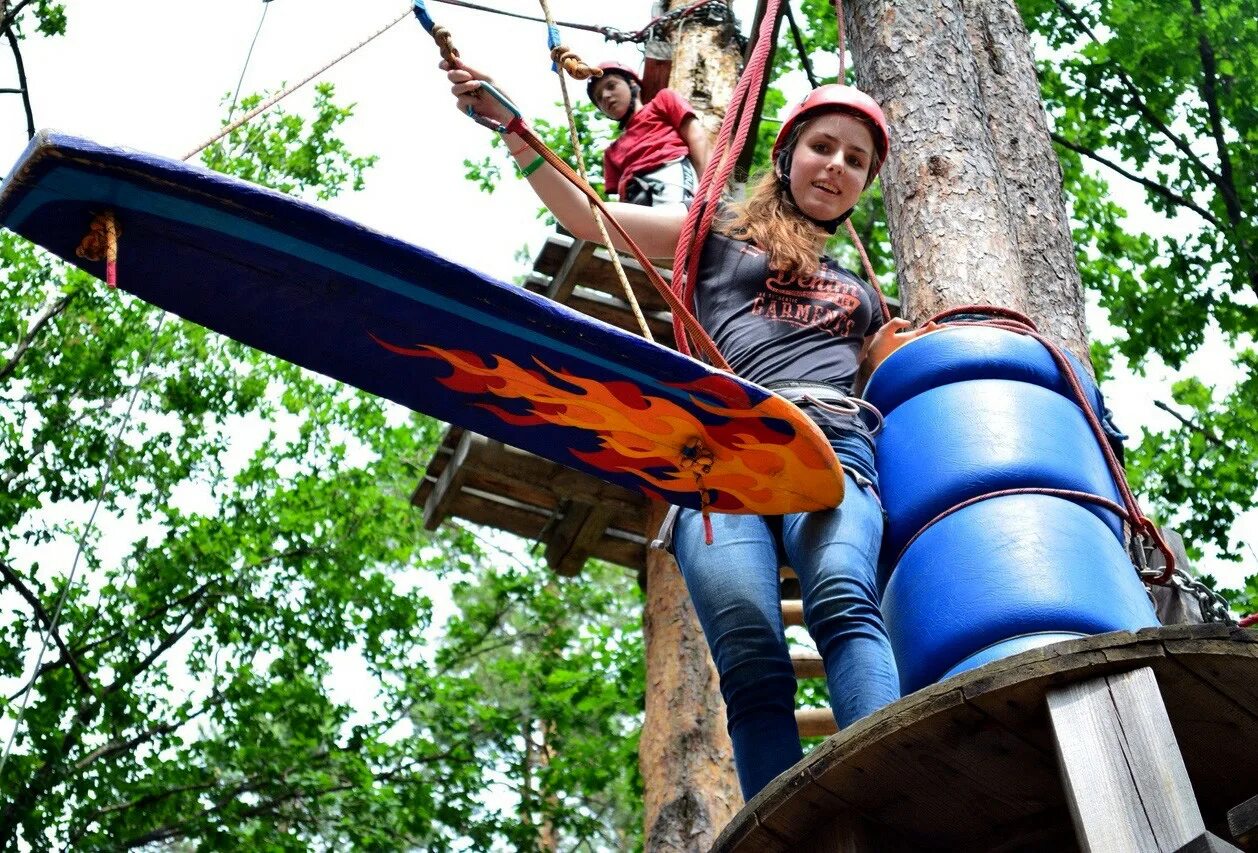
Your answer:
[75,211,120,288]
[549,45,598,80]
[432,25,460,64]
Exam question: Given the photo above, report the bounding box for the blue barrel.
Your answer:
[864,326,1158,694]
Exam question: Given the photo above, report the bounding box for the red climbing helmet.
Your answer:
[587,62,643,103]
[772,84,890,173]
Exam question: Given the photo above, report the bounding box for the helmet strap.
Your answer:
[618,82,641,128]
[775,147,853,235]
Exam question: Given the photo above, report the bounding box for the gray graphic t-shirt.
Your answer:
[693,230,885,484]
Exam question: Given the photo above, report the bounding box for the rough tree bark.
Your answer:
[637,6,745,851]
[640,504,740,852]
[846,0,1091,360]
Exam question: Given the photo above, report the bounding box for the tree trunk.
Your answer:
[662,0,743,138]
[846,0,1090,360]
[959,0,1091,361]
[640,505,741,852]
[636,6,745,850]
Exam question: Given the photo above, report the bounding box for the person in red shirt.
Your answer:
[587,62,711,208]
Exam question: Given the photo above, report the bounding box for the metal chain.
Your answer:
[1165,567,1235,624]
[612,0,740,44]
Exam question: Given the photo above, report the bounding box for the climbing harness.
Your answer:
[767,379,884,437]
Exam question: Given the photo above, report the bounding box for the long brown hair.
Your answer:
[717,110,881,279]
[717,170,829,279]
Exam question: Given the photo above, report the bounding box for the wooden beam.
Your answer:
[545,238,596,304]
[1047,666,1206,852]
[782,598,804,627]
[422,429,476,531]
[791,647,824,680]
[796,707,837,738]
[545,500,616,577]
[1228,794,1258,849]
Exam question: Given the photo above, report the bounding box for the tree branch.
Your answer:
[1050,0,1223,187]
[0,0,35,35]
[1050,132,1220,226]
[75,692,225,771]
[119,751,468,848]
[0,559,94,695]
[1154,399,1224,446]
[103,594,214,698]
[0,293,74,383]
[3,22,33,139]
[1188,0,1254,294]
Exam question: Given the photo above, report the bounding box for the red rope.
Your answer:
[920,306,1177,584]
[672,0,786,357]
[894,487,1131,566]
[1239,614,1258,628]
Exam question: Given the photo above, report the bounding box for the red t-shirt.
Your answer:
[602,88,696,198]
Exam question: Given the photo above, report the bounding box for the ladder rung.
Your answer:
[791,647,824,679]
[782,598,804,627]
[795,707,837,738]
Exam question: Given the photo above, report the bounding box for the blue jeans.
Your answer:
[673,475,899,799]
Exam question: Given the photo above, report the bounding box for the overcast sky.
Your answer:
[1,0,1251,586]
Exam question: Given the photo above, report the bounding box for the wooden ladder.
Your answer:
[781,566,839,738]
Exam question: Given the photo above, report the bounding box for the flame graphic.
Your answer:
[372,337,843,514]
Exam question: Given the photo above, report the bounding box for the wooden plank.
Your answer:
[792,648,824,680]
[815,698,1058,847]
[1228,794,1258,849]
[1047,667,1204,852]
[422,429,475,531]
[962,630,1166,753]
[545,500,615,577]
[467,438,647,524]
[544,238,596,304]
[1148,654,1258,825]
[449,488,647,569]
[561,287,675,342]
[718,627,1258,852]
[796,707,837,738]
[782,599,804,627]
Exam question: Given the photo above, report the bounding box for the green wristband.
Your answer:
[519,155,545,178]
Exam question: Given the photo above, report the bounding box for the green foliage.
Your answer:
[1020,0,1256,579]
[1,81,643,850]
[1127,351,1258,560]
[2,1,67,38]
[200,83,377,201]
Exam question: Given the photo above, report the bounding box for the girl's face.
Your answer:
[786,112,875,222]
[592,75,634,121]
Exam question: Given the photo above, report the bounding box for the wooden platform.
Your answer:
[412,427,651,575]
[523,235,678,346]
[714,625,1258,852]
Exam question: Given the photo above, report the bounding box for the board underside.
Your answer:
[0,132,843,514]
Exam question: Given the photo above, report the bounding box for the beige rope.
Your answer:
[181,6,413,162]
[536,0,654,341]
